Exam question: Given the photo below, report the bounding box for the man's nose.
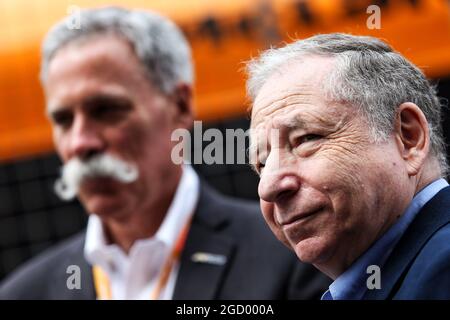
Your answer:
[258,153,300,203]
[68,115,105,160]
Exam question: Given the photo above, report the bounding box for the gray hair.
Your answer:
[40,6,193,94]
[246,33,448,175]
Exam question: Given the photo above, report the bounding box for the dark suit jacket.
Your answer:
[364,186,450,299]
[0,182,330,299]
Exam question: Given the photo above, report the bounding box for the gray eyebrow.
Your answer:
[284,115,307,130]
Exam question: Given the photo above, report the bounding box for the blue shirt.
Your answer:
[321,178,449,300]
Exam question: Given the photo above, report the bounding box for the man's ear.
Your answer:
[394,102,430,176]
[169,83,194,130]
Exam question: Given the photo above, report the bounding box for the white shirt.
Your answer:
[84,165,200,300]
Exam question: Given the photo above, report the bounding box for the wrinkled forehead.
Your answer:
[47,34,142,79]
[44,35,156,109]
[251,87,317,130]
[249,55,336,129]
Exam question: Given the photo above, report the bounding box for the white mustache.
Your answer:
[54,154,139,201]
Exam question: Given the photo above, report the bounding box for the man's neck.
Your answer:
[102,209,167,254]
[414,159,442,195]
[100,168,182,254]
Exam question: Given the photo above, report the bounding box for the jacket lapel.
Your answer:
[172,183,236,299]
[364,186,450,299]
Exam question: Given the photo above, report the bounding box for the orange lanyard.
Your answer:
[92,218,192,300]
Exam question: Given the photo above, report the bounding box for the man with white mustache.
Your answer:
[0,6,329,299]
[54,154,138,201]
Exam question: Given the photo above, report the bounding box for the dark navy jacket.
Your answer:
[364,186,450,299]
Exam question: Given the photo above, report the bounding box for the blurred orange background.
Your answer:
[1,0,450,162]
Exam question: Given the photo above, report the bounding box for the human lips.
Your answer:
[277,206,325,227]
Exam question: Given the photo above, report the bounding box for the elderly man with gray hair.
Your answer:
[0,6,330,300]
[247,33,450,299]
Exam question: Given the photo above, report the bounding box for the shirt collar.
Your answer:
[324,178,449,300]
[151,164,199,249]
[84,164,200,268]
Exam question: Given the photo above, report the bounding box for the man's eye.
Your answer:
[52,113,73,128]
[91,104,130,121]
[293,134,322,146]
[92,105,114,117]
